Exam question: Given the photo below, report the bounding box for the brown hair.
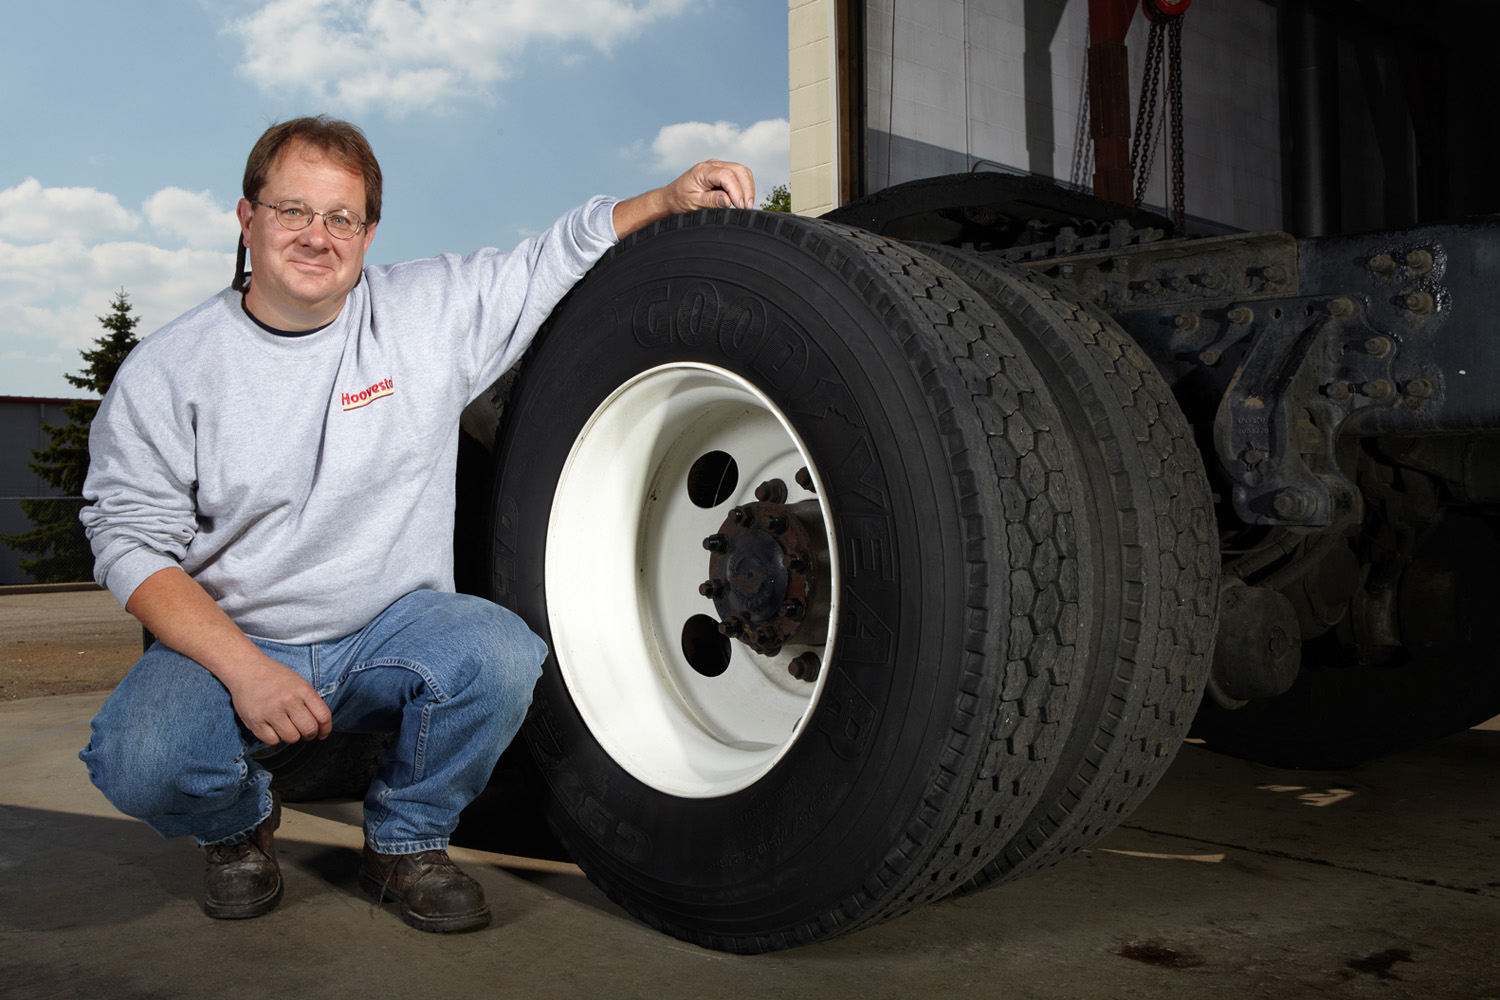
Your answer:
[242,116,383,224]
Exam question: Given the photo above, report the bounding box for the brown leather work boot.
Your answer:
[202,795,282,919]
[359,845,491,933]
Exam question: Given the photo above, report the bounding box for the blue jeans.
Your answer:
[80,590,545,853]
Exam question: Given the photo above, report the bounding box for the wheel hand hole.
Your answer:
[686,450,739,509]
[682,614,731,677]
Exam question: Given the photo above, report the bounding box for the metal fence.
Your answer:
[0,496,95,586]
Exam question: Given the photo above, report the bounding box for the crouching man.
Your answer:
[78,115,753,932]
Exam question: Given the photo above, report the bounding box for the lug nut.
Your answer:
[788,652,822,682]
[785,554,810,573]
[1404,249,1434,275]
[1324,381,1353,401]
[779,598,805,621]
[1401,291,1435,314]
[766,514,788,535]
[699,579,725,599]
[702,534,727,553]
[754,479,788,503]
[795,467,815,493]
[1404,378,1435,399]
[730,506,752,526]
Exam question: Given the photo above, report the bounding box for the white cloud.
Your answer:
[143,187,242,251]
[647,119,791,197]
[226,0,695,115]
[0,181,238,395]
[0,178,140,243]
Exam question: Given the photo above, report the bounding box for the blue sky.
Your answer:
[0,0,789,399]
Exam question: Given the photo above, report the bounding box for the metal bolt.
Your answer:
[1363,336,1393,357]
[795,467,815,493]
[702,534,727,553]
[699,579,724,599]
[1324,381,1353,401]
[1199,348,1223,366]
[755,479,788,503]
[1256,265,1288,284]
[766,514,788,535]
[1360,379,1394,401]
[1169,276,1192,293]
[788,652,822,682]
[779,598,805,621]
[718,617,744,637]
[1195,272,1226,290]
[730,506,752,526]
[1173,313,1200,332]
[1404,249,1435,275]
[1369,253,1397,277]
[1243,448,1267,467]
[1328,297,1354,317]
[785,554,810,573]
[1401,291,1435,315]
[1227,306,1253,326]
[1272,487,1315,521]
[1135,279,1160,295]
[1404,378,1434,399]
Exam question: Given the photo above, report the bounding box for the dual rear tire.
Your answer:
[489,210,1218,951]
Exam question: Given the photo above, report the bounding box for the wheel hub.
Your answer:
[701,479,817,657]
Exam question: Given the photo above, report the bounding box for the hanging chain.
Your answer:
[1129,19,1165,208]
[1069,23,1093,190]
[1167,14,1185,233]
[1130,10,1187,233]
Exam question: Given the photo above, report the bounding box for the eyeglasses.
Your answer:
[251,199,367,240]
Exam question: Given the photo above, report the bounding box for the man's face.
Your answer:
[236,142,377,329]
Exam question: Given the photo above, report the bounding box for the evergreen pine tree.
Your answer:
[2,290,140,583]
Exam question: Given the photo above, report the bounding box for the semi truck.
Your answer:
[266,0,1500,953]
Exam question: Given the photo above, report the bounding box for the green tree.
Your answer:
[761,183,791,213]
[2,290,140,583]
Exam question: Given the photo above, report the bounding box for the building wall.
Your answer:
[790,0,840,215]
[0,397,88,585]
[850,0,1282,231]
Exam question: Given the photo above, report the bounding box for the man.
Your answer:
[78,116,753,933]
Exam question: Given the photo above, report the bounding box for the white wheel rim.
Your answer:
[546,363,839,797]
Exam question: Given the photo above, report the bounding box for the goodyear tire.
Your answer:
[915,247,1219,890]
[491,211,1096,952]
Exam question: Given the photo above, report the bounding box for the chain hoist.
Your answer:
[1130,2,1188,232]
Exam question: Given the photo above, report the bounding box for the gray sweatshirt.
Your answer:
[81,196,619,644]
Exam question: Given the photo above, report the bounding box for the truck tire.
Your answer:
[914,247,1219,890]
[1189,511,1500,768]
[491,210,1097,952]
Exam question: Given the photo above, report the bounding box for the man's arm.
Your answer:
[127,567,333,746]
[611,159,756,240]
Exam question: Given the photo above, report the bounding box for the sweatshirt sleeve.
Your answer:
[462,195,620,397]
[80,356,199,609]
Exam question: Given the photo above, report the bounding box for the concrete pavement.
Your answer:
[3,691,1497,999]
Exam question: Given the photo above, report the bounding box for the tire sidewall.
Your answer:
[491,215,992,924]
